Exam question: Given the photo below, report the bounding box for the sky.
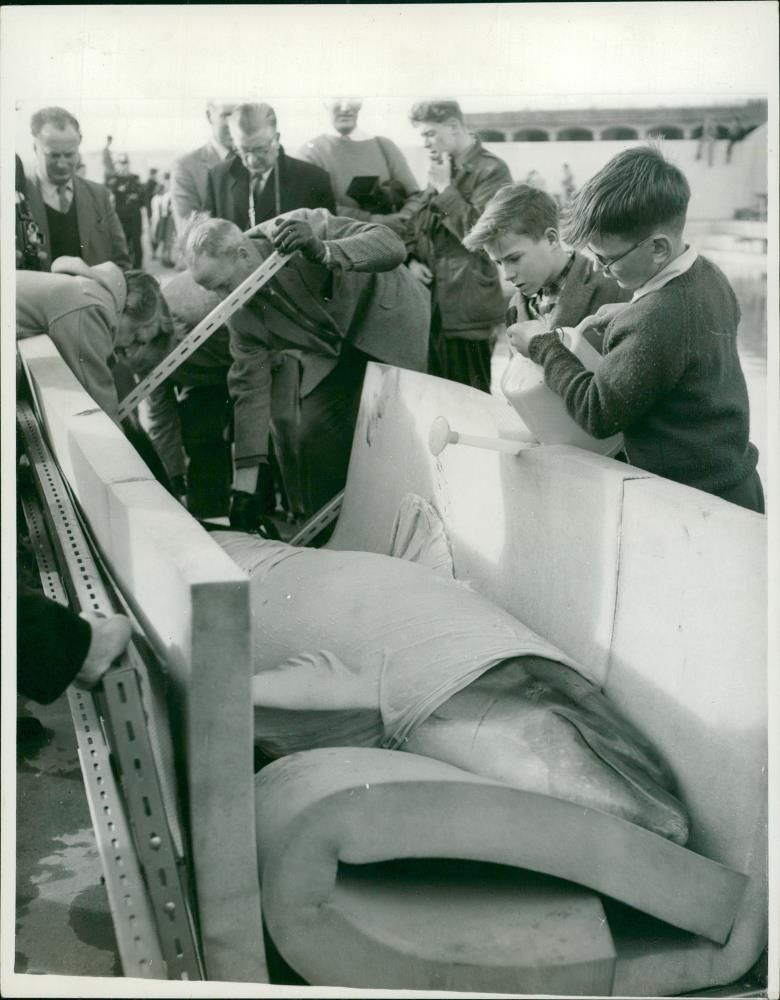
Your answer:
[2,2,777,155]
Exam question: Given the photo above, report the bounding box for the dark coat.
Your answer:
[508,252,632,350]
[406,139,511,338]
[204,148,336,230]
[25,172,131,271]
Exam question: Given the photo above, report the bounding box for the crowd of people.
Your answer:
[16,96,764,549]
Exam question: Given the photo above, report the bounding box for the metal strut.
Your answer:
[17,400,204,981]
[117,249,288,420]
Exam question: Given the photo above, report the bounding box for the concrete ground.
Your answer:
[15,695,121,979]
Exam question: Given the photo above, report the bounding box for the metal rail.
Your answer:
[117,249,288,420]
[17,400,204,980]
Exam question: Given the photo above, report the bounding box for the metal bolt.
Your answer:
[149,835,162,850]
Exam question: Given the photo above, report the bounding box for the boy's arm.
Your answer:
[528,308,687,439]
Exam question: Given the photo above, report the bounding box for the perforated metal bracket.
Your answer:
[117,249,288,419]
[17,400,203,980]
[288,491,345,548]
[19,488,166,979]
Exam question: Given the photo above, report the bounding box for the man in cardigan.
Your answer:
[24,107,130,271]
[182,209,429,531]
[463,183,630,352]
[205,103,335,231]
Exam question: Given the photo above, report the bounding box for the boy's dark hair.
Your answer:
[562,145,690,247]
[463,183,559,251]
[124,271,162,323]
[410,100,464,125]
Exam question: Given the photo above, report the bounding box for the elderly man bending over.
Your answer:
[181,209,430,532]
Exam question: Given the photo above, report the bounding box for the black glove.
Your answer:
[271,218,326,262]
[229,490,281,539]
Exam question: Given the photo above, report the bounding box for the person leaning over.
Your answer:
[507,146,763,513]
[405,100,511,393]
[463,183,630,347]
[181,209,430,532]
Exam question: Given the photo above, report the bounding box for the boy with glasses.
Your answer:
[506,146,763,513]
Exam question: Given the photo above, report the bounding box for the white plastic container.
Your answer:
[501,327,624,457]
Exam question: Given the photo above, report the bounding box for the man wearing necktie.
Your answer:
[204,103,335,231]
[22,106,130,271]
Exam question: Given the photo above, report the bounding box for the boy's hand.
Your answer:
[428,155,452,193]
[408,259,433,286]
[507,319,547,357]
[575,302,629,339]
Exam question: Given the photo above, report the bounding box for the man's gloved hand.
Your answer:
[229,490,281,539]
[272,217,326,262]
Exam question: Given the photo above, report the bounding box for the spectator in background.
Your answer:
[143,167,161,246]
[561,163,576,205]
[107,154,145,268]
[405,99,511,393]
[205,103,335,230]
[23,107,130,271]
[299,98,422,235]
[725,117,744,164]
[102,134,114,183]
[695,117,717,167]
[170,100,235,234]
[151,172,176,267]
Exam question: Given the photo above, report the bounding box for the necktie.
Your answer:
[249,174,265,228]
[57,185,71,214]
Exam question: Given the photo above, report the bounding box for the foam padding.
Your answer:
[255,748,747,992]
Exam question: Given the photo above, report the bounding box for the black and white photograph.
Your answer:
[1,3,777,998]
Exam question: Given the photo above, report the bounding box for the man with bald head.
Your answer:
[170,100,236,233]
[205,102,335,230]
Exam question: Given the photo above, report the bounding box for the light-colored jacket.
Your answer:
[16,267,126,420]
[25,173,130,271]
[170,143,222,232]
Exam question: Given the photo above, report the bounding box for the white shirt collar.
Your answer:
[209,136,232,160]
[631,244,699,302]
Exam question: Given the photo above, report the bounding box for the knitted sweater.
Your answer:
[528,255,758,497]
[299,134,419,220]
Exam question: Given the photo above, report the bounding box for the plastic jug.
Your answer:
[501,327,624,457]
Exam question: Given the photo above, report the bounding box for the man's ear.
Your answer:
[544,227,561,248]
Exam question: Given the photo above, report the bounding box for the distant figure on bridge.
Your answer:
[505,146,764,513]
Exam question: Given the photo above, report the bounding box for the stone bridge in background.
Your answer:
[465,99,768,143]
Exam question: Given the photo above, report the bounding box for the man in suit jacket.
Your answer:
[170,100,235,233]
[205,103,335,231]
[24,106,130,271]
[181,208,429,529]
